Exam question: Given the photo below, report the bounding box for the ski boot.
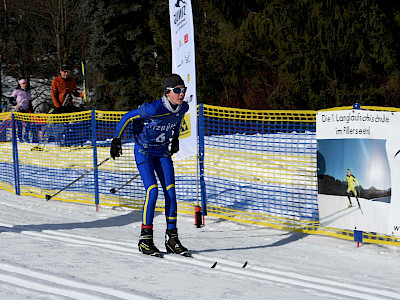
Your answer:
[348,202,353,208]
[165,228,190,257]
[138,228,161,257]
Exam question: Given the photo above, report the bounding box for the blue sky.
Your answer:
[318,139,391,190]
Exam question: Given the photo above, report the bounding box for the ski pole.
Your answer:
[356,187,363,215]
[110,174,140,194]
[109,161,145,194]
[81,61,88,104]
[63,94,73,107]
[13,98,27,112]
[356,197,363,215]
[45,157,110,201]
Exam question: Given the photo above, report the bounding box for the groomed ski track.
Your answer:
[0,191,400,299]
[0,260,150,300]
[0,223,398,299]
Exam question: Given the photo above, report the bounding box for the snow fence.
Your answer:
[0,105,399,246]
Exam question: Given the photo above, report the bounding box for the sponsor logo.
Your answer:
[186,95,193,103]
[184,52,191,63]
[148,123,176,132]
[179,113,191,139]
[174,0,187,25]
[175,0,186,7]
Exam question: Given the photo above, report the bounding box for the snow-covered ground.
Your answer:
[1,189,400,299]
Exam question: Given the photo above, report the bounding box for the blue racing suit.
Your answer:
[114,96,189,229]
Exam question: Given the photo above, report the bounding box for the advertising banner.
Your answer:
[317,109,400,236]
[169,0,197,160]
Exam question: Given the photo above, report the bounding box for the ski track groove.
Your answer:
[0,222,399,300]
[0,262,150,300]
[0,224,150,300]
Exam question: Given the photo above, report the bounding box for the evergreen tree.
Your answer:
[194,0,400,109]
[0,0,399,110]
[82,0,171,110]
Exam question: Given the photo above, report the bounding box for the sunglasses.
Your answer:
[166,87,187,94]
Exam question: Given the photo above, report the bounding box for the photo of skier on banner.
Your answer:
[346,169,360,208]
[317,138,393,233]
[110,73,190,258]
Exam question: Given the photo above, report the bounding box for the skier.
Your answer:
[346,169,360,208]
[110,73,190,257]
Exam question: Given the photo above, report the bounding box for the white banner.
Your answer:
[317,110,400,236]
[169,0,197,160]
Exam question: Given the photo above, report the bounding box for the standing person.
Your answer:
[110,74,190,257]
[51,65,84,112]
[346,169,360,208]
[51,65,85,146]
[11,79,33,142]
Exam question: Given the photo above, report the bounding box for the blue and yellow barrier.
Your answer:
[1,105,399,246]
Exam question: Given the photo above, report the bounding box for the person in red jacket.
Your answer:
[51,65,84,110]
[50,65,84,146]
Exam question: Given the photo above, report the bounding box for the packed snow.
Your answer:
[0,189,400,299]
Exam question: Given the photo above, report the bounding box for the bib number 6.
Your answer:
[155,132,166,143]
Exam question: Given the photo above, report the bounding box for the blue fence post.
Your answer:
[198,104,207,216]
[11,114,20,195]
[91,110,99,209]
[354,229,363,247]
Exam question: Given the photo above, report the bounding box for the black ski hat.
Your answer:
[163,74,185,90]
[60,65,70,72]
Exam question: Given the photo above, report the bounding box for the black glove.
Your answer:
[170,137,179,155]
[110,137,122,159]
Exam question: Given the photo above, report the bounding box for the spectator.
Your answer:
[11,79,34,142]
[51,65,84,112]
[51,65,85,146]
